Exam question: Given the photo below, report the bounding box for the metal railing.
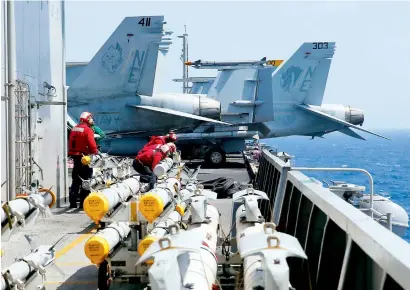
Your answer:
[252,149,410,290]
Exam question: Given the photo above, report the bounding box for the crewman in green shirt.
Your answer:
[90,122,105,146]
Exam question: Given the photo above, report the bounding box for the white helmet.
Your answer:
[160,144,170,154]
[80,112,93,125]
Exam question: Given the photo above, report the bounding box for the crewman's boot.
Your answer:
[69,193,77,208]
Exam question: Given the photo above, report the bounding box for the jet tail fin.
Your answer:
[69,16,167,101]
[272,42,336,105]
[297,104,390,140]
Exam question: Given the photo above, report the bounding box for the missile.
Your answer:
[81,156,133,190]
[153,157,174,177]
[180,196,219,290]
[83,177,141,223]
[81,170,107,191]
[1,189,56,237]
[137,190,220,290]
[233,188,307,290]
[185,59,284,70]
[138,177,181,223]
[1,244,55,290]
[138,181,199,256]
[84,222,130,265]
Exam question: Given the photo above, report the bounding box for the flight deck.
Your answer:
[1,157,251,290]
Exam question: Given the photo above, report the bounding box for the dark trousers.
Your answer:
[69,155,93,208]
[132,159,157,190]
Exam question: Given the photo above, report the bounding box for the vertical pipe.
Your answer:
[3,0,10,199]
[60,0,67,207]
[7,0,16,200]
[182,34,186,93]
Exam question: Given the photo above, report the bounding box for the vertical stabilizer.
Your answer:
[271,42,335,104]
[68,16,165,101]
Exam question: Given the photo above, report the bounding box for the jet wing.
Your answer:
[297,105,390,140]
[132,105,230,125]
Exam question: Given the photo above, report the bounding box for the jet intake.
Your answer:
[345,106,364,126]
[198,95,221,120]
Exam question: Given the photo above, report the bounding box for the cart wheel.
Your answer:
[98,260,112,290]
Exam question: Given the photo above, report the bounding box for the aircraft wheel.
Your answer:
[98,260,112,290]
[206,147,226,165]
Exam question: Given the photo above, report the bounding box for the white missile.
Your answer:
[182,196,219,290]
[1,245,55,290]
[84,222,130,265]
[138,177,181,223]
[83,177,141,223]
[233,189,307,290]
[137,190,220,290]
[153,158,174,177]
[138,181,199,256]
[1,189,56,235]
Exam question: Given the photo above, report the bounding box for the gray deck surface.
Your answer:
[1,157,250,289]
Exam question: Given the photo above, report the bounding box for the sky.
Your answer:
[64,1,410,130]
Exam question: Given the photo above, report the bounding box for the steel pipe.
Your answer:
[292,167,374,218]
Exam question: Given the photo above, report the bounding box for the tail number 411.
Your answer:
[313,42,328,49]
[139,17,151,27]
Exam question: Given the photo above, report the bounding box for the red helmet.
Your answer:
[80,112,93,125]
[166,131,177,142]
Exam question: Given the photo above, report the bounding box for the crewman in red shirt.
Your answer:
[144,131,177,147]
[68,112,98,208]
[132,144,170,189]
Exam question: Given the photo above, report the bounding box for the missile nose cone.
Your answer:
[83,192,109,223]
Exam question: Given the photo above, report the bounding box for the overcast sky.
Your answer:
[65,1,410,130]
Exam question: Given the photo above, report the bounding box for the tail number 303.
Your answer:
[313,42,329,49]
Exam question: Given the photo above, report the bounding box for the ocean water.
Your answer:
[264,129,410,242]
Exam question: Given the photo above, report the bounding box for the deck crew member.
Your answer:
[145,131,177,147]
[91,122,106,148]
[68,112,98,209]
[132,144,170,190]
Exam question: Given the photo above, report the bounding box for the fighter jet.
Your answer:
[67,16,227,155]
[181,42,389,141]
[67,16,388,158]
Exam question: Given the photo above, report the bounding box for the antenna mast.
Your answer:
[178,26,189,93]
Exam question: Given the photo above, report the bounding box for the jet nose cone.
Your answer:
[347,107,364,126]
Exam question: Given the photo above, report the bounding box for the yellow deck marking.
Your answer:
[55,226,97,259]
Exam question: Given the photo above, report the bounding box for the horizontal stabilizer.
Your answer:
[297,105,390,140]
[338,127,366,140]
[132,105,230,125]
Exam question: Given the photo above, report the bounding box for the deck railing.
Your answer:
[252,149,410,290]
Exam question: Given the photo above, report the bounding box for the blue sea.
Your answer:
[264,130,410,242]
